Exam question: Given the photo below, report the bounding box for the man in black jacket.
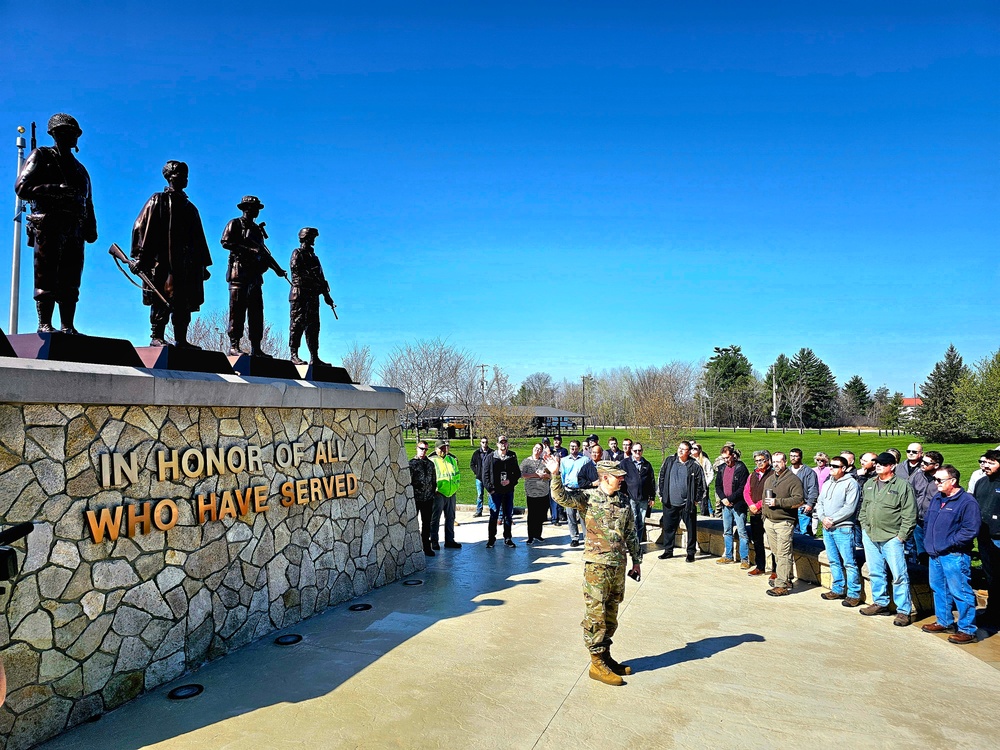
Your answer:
[974,449,1000,629]
[408,441,437,557]
[715,446,750,566]
[657,441,706,562]
[470,436,492,517]
[622,442,655,542]
[482,436,521,548]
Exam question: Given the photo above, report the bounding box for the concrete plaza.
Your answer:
[40,514,1000,749]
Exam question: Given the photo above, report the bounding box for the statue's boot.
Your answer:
[603,650,632,676]
[150,323,168,347]
[589,653,624,686]
[228,339,245,357]
[290,348,307,366]
[58,301,81,335]
[249,341,273,359]
[36,300,56,333]
[173,322,201,349]
[306,331,330,367]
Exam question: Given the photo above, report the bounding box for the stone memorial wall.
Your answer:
[0,359,419,750]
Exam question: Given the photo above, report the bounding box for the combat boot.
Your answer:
[589,653,624,686]
[290,349,307,365]
[36,300,56,333]
[58,300,81,335]
[150,323,168,347]
[603,650,632,676]
[306,331,330,367]
[173,323,201,349]
[228,339,244,357]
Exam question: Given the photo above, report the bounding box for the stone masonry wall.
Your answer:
[0,398,420,750]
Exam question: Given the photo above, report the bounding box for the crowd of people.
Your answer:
[408,434,1000,645]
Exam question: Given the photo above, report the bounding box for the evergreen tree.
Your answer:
[912,344,971,442]
[705,345,753,389]
[790,348,839,427]
[882,392,906,431]
[955,349,1000,441]
[843,375,873,415]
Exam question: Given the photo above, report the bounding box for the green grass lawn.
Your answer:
[405,429,997,509]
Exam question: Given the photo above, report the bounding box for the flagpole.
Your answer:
[9,126,27,333]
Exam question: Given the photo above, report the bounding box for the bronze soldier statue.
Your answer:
[220,196,287,357]
[130,161,212,347]
[14,113,97,334]
[288,227,334,366]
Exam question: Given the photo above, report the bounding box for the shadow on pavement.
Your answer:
[629,633,766,673]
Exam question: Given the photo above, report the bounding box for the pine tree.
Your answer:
[790,348,839,427]
[843,375,873,415]
[955,349,1000,441]
[883,392,906,431]
[912,344,971,442]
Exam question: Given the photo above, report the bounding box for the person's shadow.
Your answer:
[627,633,766,672]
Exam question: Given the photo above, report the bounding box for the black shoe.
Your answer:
[526,538,534,544]
[424,547,435,557]
[504,539,516,548]
[444,541,462,549]
[431,542,440,551]
[473,512,483,518]
[570,539,580,547]
[486,540,495,548]
[686,555,695,563]
[658,552,673,559]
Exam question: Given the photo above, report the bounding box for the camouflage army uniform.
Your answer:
[551,472,642,655]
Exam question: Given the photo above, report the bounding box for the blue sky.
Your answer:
[2,2,998,395]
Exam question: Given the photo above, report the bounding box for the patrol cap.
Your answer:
[587,433,599,443]
[874,452,896,466]
[724,441,736,448]
[47,113,82,136]
[435,439,449,449]
[596,460,626,477]
[298,227,319,241]
[237,195,264,210]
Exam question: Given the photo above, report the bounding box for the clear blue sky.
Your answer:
[2,2,998,395]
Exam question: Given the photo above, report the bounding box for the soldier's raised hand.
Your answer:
[543,454,561,475]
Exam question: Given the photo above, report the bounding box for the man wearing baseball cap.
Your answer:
[429,439,461,550]
[544,457,642,686]
[858,451,918,626]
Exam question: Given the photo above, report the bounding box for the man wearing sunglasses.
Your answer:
[408,442,437,557]
[921,464,980,644]
[622,443,655,542]
[895,443,924,479]
[909,450,943,564]
[972,449,1000,629]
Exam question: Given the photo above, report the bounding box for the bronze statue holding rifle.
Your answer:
[288,227,337,366]
[14,113,97,335]
[128,160,212,347]
[220,195,288,357]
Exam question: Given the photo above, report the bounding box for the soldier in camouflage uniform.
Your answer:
[544,456,642,686]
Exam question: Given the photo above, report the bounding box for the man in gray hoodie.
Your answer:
[815,456,862,606]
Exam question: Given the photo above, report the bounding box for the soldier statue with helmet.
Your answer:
[220,195,287,357]
[288,226,335,366]
[14,113,98,335]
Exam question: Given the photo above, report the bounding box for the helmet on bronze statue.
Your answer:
[47,113,82,136]
[298,227,319,242]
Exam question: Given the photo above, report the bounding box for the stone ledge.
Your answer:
[650,516,935,613]
[0,359,403,411]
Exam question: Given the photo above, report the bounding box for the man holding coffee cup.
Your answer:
[762,451,804,596]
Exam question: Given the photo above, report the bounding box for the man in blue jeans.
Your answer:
[921,464,980,644]
[815,456,862,607]
[469,436,492,517]
[714,445,749,566]
[858,452,917,627]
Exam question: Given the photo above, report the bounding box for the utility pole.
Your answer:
[581,375,586,434]
[9,126,27,333]
[771,373,778,429]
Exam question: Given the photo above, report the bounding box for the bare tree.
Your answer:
[448,353,484,445]
[782,382,810,429]
[627,363,696,453]
[480,365,533,439]
[515,371,558,406]
[378,337,463,439]
[187,308,286,357]
[341,341,375,384]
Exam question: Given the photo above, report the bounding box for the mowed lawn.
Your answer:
[404,429,998,510]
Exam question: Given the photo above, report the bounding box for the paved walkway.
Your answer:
[41,516,1000,749]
